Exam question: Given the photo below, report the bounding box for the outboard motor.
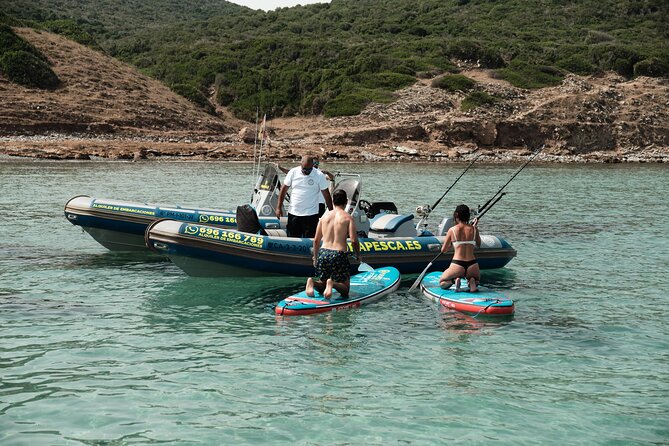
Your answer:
[236,204,268,235]
[367,202,398,218]
[251,164,283,217]
[332,177,370,237]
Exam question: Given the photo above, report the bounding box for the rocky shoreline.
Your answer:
[0,132,666,163]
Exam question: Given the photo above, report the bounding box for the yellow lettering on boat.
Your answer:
[183,224,263,248]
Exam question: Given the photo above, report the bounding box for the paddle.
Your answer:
[358,262,374,272]
[408,252,442,291]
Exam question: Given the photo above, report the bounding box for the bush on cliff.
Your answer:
[633,57,669,78]
[323,89,394,117]
[589,43,641,78]
[432,74,476,92]
[170,83,215,114]
[0,24,48,62]
[42,19,101,49]
[495,62,564,89]
[445,39,505,69]
[461,91,498,111]
[0,50,60,89]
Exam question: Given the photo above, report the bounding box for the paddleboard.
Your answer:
[420,272,514,316]
[275,267,401,316]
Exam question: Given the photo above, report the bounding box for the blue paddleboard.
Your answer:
[420,272,514,315]
[276,267,401,316]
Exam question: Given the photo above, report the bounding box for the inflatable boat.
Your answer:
[64,165,284,251]
[145,177,517,277]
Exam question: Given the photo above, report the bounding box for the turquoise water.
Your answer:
[1,160,667,445]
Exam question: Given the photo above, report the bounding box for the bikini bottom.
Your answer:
[450,259,478,275]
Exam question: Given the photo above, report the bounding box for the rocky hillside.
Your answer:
[266,69,669,162]
[0,28,667,162]
[0,28,232,136]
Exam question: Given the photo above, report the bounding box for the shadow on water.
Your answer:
[65,251,169,270]
[140,276,307,333]
[150,276,305,308]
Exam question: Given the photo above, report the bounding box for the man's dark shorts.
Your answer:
[315,248,351,283]
[287,213,319,238]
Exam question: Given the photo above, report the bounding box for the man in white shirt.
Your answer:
[276,155,333,238]
[276,156,334,217]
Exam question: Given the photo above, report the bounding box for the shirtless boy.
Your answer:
[306,189,361,299]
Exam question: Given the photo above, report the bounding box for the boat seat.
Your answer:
[369,201,398,218]
[368,213,416,238]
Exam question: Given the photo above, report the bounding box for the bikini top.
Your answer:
[451,226,477,247]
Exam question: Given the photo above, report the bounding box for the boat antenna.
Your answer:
[257,113,267,181]
[252,107,259,192]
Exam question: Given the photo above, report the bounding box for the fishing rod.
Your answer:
[431,153,481,212]
[415,153,481,234]
[476,144,545,217]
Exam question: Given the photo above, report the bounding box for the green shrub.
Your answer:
[584,30,614,45]
[495,61,564,88]
[556,54,595,75]
[432,74,476,92]
[0,24,48,63]
[323,89,394,117]
[0,50,60,89]
[589,43,641,78]
[357,72,415,90]
[445,38,505,68]
[323,93,369,117]
[461,91,498,111]
[0,12,22,26]
[633,57,669,77]
[171,83,215,114]
[42,19,100,48]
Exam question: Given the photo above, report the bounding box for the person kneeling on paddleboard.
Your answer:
[439,204,481,292]
[306,189,361,299]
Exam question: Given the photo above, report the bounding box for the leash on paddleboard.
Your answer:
[471,299,502,318]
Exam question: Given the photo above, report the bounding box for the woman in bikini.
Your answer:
[439,204,481,292]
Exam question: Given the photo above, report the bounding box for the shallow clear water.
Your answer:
[1,160,667,445]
